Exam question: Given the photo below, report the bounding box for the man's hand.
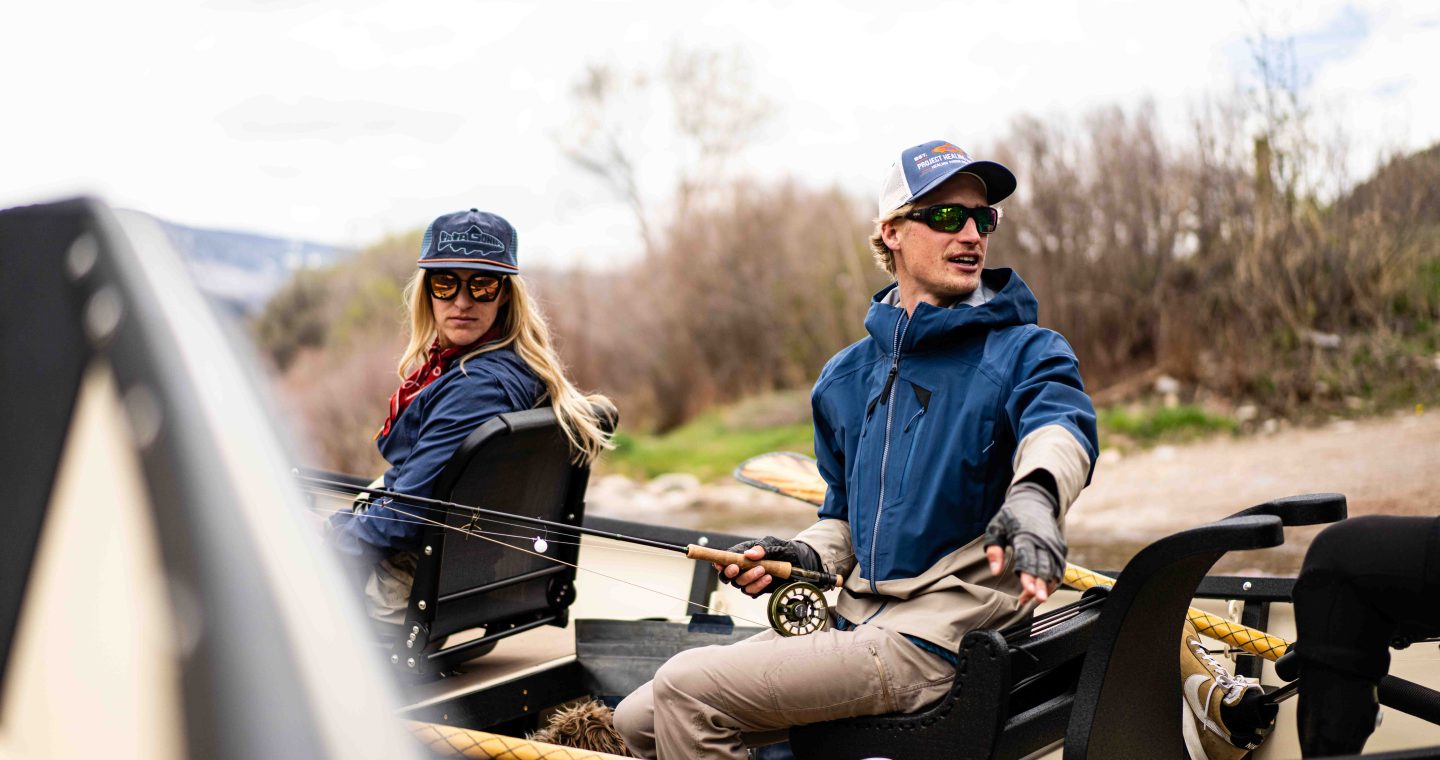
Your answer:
[983,480,1066,604]
[714,536,822,598]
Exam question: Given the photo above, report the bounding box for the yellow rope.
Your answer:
[405,721,631,760]
[1063,565,1291,660]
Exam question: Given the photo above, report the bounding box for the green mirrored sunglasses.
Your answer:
[903,204,1002,235]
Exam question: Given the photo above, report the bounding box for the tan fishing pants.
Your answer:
[612,625,953,759]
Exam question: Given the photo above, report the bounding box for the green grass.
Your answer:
[601,397,1242,481]
[602,411,814,482]
[1099,404,1237,446]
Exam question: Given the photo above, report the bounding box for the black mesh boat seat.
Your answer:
[385,404,614,678]
[790,588,1108,760]
[793,493,1348,760]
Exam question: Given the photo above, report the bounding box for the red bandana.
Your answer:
[377,327,501,440]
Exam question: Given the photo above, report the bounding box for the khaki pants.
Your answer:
[613,625,953,759]
[364,551,416,625]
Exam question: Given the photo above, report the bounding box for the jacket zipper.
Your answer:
[869,312,910,593]
[903,407,926,432]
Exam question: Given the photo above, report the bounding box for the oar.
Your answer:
[734,451,1293,661]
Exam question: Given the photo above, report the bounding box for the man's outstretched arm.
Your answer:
[988,331,1099,602]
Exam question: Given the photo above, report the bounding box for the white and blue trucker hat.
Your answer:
[877,140,1017,216]
[417,209,519,275]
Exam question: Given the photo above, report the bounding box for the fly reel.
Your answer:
[768,581,830,636]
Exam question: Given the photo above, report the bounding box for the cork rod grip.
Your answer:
[686,545,795,579]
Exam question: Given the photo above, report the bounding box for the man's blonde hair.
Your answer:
[868,203,913,276]
[399,271,614,463]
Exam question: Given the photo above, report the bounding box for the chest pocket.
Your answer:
[890,379,933,504]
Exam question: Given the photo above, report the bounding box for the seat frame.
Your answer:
[793,492,1348,760]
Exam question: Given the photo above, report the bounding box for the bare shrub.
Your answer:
[536,181,882,431]
[992,102,1194,389]
[255,229,418,473]
[278,338,401,475]
[989,90,1439,418]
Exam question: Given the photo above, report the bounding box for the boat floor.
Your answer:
[400,624,578,713]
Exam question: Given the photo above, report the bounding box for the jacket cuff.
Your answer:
[793,519,856,577]
[1011,424,1093,517]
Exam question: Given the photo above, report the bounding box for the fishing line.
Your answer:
[309,491,562,538]
[307,488,663,557]
[373,501,770,628]
[308,504,679,558]
[322,489,843,592]
[299,473,835,632]
[300,476,682,551]
[305,485,600,549]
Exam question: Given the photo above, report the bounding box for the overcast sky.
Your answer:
[4,0,1437,268]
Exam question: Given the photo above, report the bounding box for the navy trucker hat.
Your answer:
[417,209,519,275]
[877,141,1017,215]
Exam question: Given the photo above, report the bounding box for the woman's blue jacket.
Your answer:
[330,348,541,557]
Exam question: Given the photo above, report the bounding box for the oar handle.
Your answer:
[686,545,843,589]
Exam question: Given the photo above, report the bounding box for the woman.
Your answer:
[328,208,612,622]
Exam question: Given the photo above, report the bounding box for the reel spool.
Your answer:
[768,581,830,636]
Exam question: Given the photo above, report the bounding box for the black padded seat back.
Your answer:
[1231,491,1347,525]
[1058,495,1346,758]
[394,404,613,675]
[428,408,582,638]
[1063,515,1285,760]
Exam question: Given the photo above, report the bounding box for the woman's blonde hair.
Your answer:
[399,271,614,463]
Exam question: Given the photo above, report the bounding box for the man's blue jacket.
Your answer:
[808,269,1098,595]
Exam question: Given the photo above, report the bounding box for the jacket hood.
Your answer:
[865,268,1039,353]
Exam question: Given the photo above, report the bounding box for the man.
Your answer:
[613,140,1099,759]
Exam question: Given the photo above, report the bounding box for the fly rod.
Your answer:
[300,474,844,590]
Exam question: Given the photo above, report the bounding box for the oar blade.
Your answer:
[733,451,827,506]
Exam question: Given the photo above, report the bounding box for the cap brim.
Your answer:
[962,160,1017,205]
[417,259,518,275]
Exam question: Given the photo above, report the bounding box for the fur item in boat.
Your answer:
[530,699,632,757]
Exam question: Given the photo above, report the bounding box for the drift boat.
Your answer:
[2,198,1437,760]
